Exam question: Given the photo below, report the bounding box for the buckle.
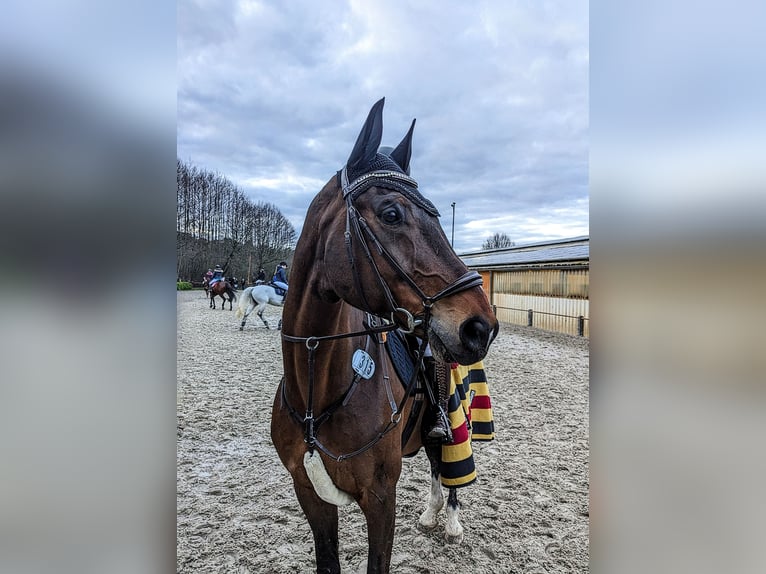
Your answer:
[391,307,422,334]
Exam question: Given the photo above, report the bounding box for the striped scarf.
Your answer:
[439,362,495,488]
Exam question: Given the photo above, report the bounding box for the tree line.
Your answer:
[177,158,297,284]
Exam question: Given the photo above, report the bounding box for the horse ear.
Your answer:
[389,118,416,175]
[346,98,385,171]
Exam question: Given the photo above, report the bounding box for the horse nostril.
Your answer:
[460,317,491,353]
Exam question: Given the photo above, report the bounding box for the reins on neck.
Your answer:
[280,315,428,462]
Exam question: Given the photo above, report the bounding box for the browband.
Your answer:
[339,166,440,217]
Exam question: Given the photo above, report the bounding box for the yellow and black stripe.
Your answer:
[439,362,495,487]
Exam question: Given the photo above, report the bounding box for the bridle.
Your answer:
[338,165,484,331]
[280,166,484,461]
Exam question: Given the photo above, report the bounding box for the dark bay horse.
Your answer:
[208,280,236,310]
[271,98,498,573]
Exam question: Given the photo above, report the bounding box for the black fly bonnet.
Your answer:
[339,151,440,217]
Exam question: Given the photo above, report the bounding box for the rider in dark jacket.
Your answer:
[210,265,225,285]
[272,261,289,293]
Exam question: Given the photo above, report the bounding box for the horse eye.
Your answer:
[380,207,402,225]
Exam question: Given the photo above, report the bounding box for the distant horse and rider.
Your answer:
[207,265,236,310]
[271,99,498,573]
[235,261,289,329]
[235,284,285,330]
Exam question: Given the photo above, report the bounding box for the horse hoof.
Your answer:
[445,519,464,544]
[445,531,464,544]
[417,512,439,532]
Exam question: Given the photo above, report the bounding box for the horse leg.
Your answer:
[240,297,255,330]
[359,486,397,573]
[420,442,463,543]
[293,482,341,574]
[239,304,249,330]
[419,442,444,531]
[444,488,463,544]
[257,303,269,329]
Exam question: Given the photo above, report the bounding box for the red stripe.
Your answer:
[471,396,492,410]
[449,421,470,445]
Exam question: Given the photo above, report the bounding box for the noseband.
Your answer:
[280,166,484,461]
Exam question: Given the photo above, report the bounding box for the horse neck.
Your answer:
[282,272,353,340]
[282,181,348,338]
[280,184,373,408]
[281,296,360,412]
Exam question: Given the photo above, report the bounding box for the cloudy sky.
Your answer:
[177,0,588,253]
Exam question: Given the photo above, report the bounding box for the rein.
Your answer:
[280,167,483,461]
[280,315,428,462]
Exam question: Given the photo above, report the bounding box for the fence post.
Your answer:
[527,309,533,327]
[578,315,584,336]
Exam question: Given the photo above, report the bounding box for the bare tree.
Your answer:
[176,158,297,283]
[248,201,296,280]
[482,232,515,250]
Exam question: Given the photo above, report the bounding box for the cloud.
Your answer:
[177,0,589,252]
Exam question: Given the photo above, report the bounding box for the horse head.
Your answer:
[303,98,498,365]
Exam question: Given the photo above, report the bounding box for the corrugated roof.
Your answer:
[459,236,589,268]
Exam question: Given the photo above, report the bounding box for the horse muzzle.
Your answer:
[429,314,498,366]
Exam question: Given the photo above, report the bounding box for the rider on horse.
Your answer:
[271,261,289,295]
[209,265,226,286]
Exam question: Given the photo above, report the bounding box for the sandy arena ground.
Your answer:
[177,290,589,573]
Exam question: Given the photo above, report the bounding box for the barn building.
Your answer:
[459,236,589,337]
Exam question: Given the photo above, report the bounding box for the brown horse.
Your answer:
[271,98,499,573]
[208,279,236,310]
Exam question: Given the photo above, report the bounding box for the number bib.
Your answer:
[351,349,376,379]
